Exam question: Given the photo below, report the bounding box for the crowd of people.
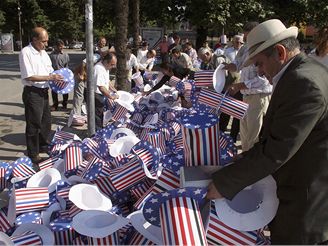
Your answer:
[18,19,328,244]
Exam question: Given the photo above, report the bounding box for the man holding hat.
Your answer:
[207,19,328,244]
[19,27,63,165]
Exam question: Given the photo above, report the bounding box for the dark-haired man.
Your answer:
[49,39,70,110]
[94,52,118,130]
[19,27,63,164]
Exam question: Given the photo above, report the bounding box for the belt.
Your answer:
[24,86,49,93]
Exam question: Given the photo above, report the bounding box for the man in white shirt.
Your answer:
[19,27,63,165]
[94,52,118,130]
[224,22,272,151]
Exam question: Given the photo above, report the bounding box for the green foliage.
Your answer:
[0,10,5,31]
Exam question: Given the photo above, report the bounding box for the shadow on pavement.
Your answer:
[0,102,24,108]
[0,133,25,146]
[0,113,25,121]
[0,74,21,79]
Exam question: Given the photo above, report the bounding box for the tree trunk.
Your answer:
[196,26,208,50]
[130,0,140,55]
[114,0,129,91]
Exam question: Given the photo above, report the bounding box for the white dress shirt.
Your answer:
[94,62,110,95]
[19,43,53,88]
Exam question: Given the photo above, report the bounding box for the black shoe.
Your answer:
[51,105,58,111]
[62,103,68,110]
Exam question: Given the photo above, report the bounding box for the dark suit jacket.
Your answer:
[212,53,328,244]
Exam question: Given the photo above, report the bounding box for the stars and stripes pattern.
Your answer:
[91,177,117,197]
[168,76,181,87]
[112,104,129,122]
[144,131,166,155]
[160,197,208,246]
[194,70,215,87]
[181,113,220,166]
[64,144,83,173]
[0,209,12,233]
[110,157,145,191]
[49,68,75,94]
[206,201,259,245]
[50,217,76,245]
[0,168,7,190]
[87,232,119,245]
[52,130,76,143]
[15,187,49,214]
[12,163,36,178]
[11,231,43,245]
[198,88,249,120]
[127,231,155,245]
[38,156,60,170]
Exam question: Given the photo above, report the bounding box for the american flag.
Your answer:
[198,88,249,120]
[112,105,129,122]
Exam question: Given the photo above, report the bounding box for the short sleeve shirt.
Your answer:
[19,44,53,88]
[94,62,109,95]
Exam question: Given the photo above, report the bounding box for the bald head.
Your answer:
[31,27,48,39]
[31,27,49,51]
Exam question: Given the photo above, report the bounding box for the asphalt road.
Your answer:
[0,49,85,161]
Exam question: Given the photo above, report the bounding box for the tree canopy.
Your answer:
[0,0,327,46]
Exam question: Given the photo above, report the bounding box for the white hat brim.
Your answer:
[213,64,226,93]
[109,135,140,157]
[114,99,135,112]
[26,168,61,193]
[69,184,112,211]
[214,175,279,231]
[110,127,136,140]
[128,210,163,245]
[12,223,55,246]
[72,210,129,238]
[0,232,13,246]
[117,91,135,104]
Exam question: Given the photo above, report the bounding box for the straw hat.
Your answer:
[244,19,298,66]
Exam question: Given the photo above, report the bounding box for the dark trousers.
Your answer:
[51,90,68,107]
[219,91,242,142]
[95,93,105,131]
[22,86,51,158]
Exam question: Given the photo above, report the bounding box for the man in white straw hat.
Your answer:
[207,19,328,244]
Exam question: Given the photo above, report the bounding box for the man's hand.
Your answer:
[50,74,64,82]
[206,182,224,200]
[223,62,237,72]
